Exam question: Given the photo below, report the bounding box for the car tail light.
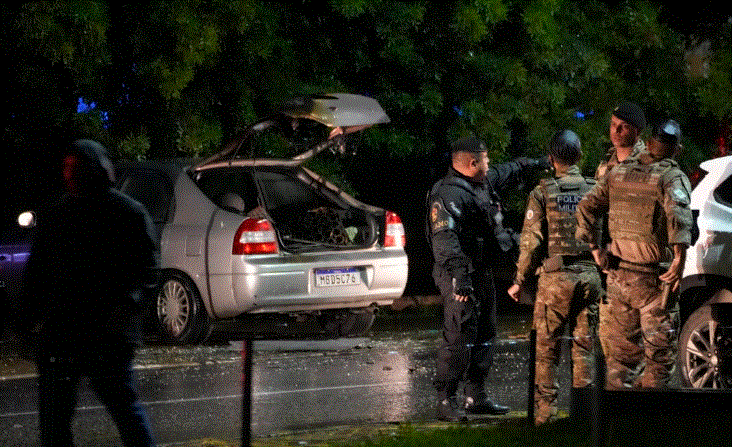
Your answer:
[233,218,279,255]
[384,210,405,248]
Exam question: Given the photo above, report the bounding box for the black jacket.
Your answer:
[427,158,544,293]
[22,142,158,349]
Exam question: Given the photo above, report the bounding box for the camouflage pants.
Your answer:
[533,265,601,424]
[604,268,678,389]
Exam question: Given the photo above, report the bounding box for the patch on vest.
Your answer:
[673,188,690,203]
[555,193,581,213]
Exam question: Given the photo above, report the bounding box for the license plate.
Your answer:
[315,268,361,287]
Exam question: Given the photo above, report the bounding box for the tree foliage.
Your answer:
[4,1,730,176]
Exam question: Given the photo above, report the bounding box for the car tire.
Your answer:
[321,308,376,338]
[156,272,211,345]
[678,304,726,388]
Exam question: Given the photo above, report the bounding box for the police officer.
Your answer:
[595,101,647,361]
[595,101,647,179]
[576,120,692,389]
[427,135,549,421]
[507,130,602,425]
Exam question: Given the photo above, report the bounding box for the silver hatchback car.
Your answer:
[115,94,408,344]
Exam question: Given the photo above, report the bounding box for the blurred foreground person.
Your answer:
[22,139,158,446]
[508,130,602,424]
[427,135,549,421]
[576,120,692,389]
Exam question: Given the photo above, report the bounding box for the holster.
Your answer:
[542,255,564,273]
[606,253,620,270]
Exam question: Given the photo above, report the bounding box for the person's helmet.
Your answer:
[652,119,681,146]
[548,129,582,164]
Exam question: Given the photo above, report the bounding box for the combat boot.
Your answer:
[464,394,510,415]
[436,396,467,422]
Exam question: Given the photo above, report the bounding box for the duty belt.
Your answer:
[616,259,660,274]
[561,254,593,264]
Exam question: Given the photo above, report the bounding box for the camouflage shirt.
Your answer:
[576,153,693,264]
[594,140,647,180]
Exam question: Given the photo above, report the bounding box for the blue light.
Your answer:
[77,97,109,128]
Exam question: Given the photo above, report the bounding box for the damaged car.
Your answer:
[114,93,408,344]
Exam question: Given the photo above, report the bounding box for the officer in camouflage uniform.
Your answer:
[595,101,647,179]
[576,120,692,389]
[427,136,549,421]
[594,102,647,360]
[508,130,602,425]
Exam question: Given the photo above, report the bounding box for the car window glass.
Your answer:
[119,169,173,223]
[255,170,330,211]
[194,169,259,214]
[715,173,732,207]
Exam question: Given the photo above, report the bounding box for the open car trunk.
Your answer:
[256,167,380,252]
[192,93,391,253]
[192,164,382,253]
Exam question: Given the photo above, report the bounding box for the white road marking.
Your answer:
[0,381,411,419]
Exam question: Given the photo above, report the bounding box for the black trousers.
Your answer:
[433,266,496,398]
[36,344,155,447]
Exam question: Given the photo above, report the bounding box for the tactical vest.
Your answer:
[425,172,506,263]
[540,175,595,257]
[608,158,676,246]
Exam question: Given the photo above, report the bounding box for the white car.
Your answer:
[678,154,732,388]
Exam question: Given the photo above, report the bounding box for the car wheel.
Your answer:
[321,308,376,338]
[156,272,211,344]
[678,304,728,388]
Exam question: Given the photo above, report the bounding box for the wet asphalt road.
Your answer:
[1,308,566,446]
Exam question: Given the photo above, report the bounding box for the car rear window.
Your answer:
[254,170,331,211]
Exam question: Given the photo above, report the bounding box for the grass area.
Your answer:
[177,413,730,447]
[335,415,730,447]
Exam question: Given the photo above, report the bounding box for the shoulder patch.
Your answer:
[673,187,690,204]
[430,200,451,233]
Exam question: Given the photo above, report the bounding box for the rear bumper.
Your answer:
[215,250,408,318]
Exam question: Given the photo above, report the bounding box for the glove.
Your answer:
[452,275,473,297]
[516,156,551,171]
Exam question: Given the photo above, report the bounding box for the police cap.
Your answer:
[451,136,488,154]
[612,101,646,131]
[652,119,681,146]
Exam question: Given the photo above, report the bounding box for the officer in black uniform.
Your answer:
[427,135,549,421]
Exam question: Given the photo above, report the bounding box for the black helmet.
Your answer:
[652,119,681,146]
[548,129,582,164]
